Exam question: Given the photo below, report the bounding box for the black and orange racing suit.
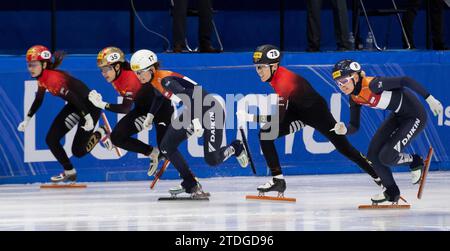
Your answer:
[346,75,430,199]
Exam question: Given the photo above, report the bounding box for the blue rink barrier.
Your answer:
[0,51,449,184]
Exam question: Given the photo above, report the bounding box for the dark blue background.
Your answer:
[1,0,449,54]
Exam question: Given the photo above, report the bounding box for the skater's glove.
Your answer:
[147,147,160,176]
[143,113,154,130]
[88,90,107,109]
[192,118,204,137]
[236,110,256,122]
[330,122,347,135]
[81,114,94,131]
[101,138,114,151]
[17,116,32,132]
[426,95,443,116]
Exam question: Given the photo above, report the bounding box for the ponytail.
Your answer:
[46,51,66,70]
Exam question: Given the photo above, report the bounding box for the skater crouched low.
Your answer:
[130,49,250,199]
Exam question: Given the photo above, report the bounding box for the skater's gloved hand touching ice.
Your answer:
[88,90,107,109]
[143,113,154,130]
[81,114,94,131]
[192,118,204,137]
[17,116,32,132]
[236,110,256,122]
[425,95,443,116]
[330,122,347,135]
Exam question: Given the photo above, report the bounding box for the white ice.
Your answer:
[0,171,449,231]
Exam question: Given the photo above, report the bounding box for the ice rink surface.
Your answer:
[1,171,449,231]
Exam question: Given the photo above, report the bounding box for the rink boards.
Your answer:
[0,51,449,184]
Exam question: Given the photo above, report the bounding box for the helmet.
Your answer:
[97,47,125,67]
[130,49,158,72]
[26,45,52,62]
[332,59,362,80]
[253,44,281,64]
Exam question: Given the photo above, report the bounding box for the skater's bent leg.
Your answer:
[71,108,101,157]
[166,150,197,190]
[154,103,174,146]
[258,119,292,176]
[203,125,236,166]
[324,130,378,178]
[259,131,282,176]
[365,115,401,190]
[110,110,153,155]
[159,125,196,190]
[378,116,426,167]
[46,105,77,171]
[71,127,100,157]
[367,144,397,188]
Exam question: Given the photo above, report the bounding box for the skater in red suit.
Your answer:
[89,46,174,176]
[236,44,380,197]
[17,45,103,183]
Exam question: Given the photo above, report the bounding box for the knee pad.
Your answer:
[134,115,146,132]
[289,120,305,134]
[64,113,80,130]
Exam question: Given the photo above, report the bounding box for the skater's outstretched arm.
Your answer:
[105,98,133,114]
[27,86,46,118]
[369,77,429,98]
[89,89,133,114]
[369,77,443,116]
[18,86,46,131]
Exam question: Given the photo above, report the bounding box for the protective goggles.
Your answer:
[100,65,114,74]
[27,61,41,68]
[135,66,152,75]
[255,64,275,71]
[334,75,354,87]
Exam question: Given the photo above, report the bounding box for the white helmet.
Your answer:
[130,49,158,72]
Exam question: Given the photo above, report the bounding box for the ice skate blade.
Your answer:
[40,183,87,189]
[358,204,410,209]
[158,197,209,201]
[417,147,433,199]
[246,195,296,203]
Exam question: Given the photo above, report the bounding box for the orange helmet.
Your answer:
[26,45,52,62]
[97,47,125,67]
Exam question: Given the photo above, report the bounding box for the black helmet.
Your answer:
[253,44,281,64]
[332,59,362,80]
